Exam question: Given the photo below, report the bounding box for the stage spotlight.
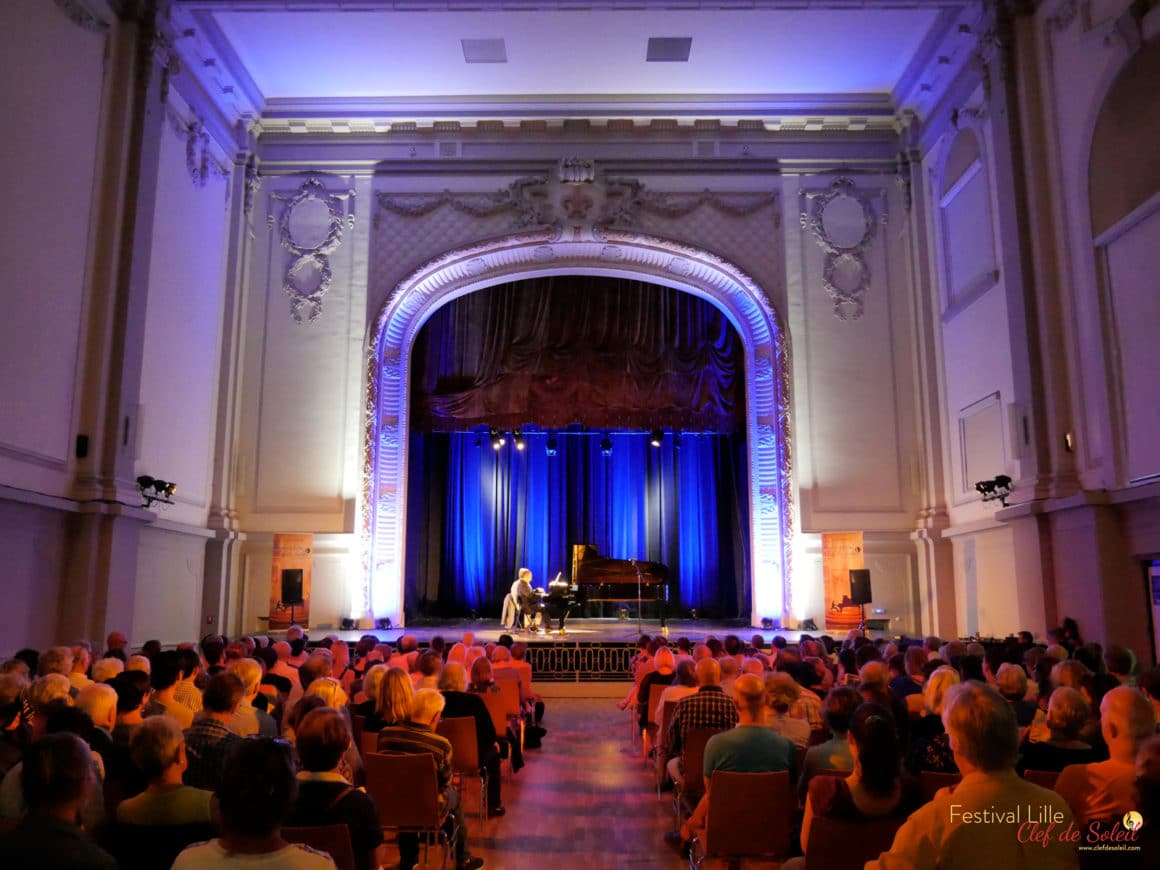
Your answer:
[545,434,558,456]
[513,430,526,451]
[761,617,780,630]
[340,617,356,631]
[375,617,391,630]
[137,475,155,490]
[600,434,612,456]
[490,428,504,450]
[650,428,663,447]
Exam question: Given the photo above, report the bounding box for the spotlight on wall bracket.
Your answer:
[974,474,1014,507]
[137,475,177,508]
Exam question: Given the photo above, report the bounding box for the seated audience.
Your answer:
[350,663,387,719]
[868,681,1078,869]
[69,643,93,693]
[995,661,1037,727]
[764,671,811,749]
[889,646,926,700]
[413,650,444,690]
[182,672,244,791]
[798,686,861,801]
[0,733,117,869]
[172,737,336,869]
[376,688,484,870]
[173,648,204,715]
[658,659,699,712]
[116,714,213,825]
[227,657,277,738]
[670,674,794,856]
[665,658,738,787]
[365,666,413,733]
[1054,685,1157,825]
[905,666,960,775]
[269,642,305,707]
[439,662,504,815]
[1017,686,1101,773]
[144,650,195,729]
[790,704,917,869]
[638,646,677,734]
[286,707,382,870]
[0,674,26,779]
[111,669,151,745]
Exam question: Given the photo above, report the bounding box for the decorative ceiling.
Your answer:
[171,1,980,126]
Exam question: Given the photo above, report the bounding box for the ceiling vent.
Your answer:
[461,38,508,64]
[646,37,692,62]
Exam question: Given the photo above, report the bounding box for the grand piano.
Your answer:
[571,544,670,619]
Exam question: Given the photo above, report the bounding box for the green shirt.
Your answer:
[703,724,795,777]
[115,785,214,826]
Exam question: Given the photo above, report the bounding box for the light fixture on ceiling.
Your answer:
[490,428,505,450]
[545,433,558,457]
[513,430,526,451]
[650,428,663,448]
[599,434,613,456]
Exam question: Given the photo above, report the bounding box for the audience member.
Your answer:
[672,673,796,855]
[286,707,382,870]
[905,666,960,775]
[376,688,484,870]
[665,658,738,787]
[173,648,204,715]
[0,674,28,779]
[1054,685,1157,825]
[0,733,117,869]
[172,737,336,869]
[111,669,151,745]
[365,666,413,733]
[1017,687,1101,774]
[182,672,244,791]
[117,714,213,825]
[798,686,861,801]
[144,650,195,729]
[995,661,1037,726]
[791,704,916,868]
[868,682,1078,870]
[439,662,504,815]
[69,643,93,693]
[764,671,810,749]
[228,657,277,738]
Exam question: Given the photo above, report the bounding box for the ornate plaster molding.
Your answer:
[799,177,887,320]
[269,175,355,323]
[363,230,793,626]
[52,0,107,33]
[243,155,262,216]
[164,104,229,188]
[375,161,779,243]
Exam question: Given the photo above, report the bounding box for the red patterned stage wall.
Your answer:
[269,533,314,630]
[823,531,864,632]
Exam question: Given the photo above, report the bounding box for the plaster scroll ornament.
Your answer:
[799,177,884,321]
[271,176,355,324]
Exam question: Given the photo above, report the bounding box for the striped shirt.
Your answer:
[376,721,453,790]
[174,678,203,714]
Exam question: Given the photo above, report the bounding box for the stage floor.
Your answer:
[278,619,823,647]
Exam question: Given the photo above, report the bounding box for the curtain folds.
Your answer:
[409,276,746,434]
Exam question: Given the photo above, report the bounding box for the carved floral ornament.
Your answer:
[269,175,355,324]
[799,177,887,321]
[376,159,777,242]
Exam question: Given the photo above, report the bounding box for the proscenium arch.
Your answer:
[362,233,793,627]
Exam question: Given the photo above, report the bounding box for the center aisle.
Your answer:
[468,698,687,870]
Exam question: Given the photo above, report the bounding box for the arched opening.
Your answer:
[362,234,792,627]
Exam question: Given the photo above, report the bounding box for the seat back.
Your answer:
[681,727,725,799]
[437,715,481,772]
[645,683,666,728]
[804,814,906,870]
[480,690,509,736]
[919,770,962,802]
[496,676,521,718]
[360,728,380,759]
[1023,768,1060,789]
[100,821,217,870]
[349,714,365,751]
[364,752,443,830]
[283,824,357,870]
[703,770,793,860]
[657,700,678,754]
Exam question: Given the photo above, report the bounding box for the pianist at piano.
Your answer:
[509,569,543,632]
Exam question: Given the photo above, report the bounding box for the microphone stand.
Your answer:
[632,558,643,638]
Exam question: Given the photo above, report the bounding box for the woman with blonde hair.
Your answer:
[764,671,810,749]
[351,663,387,719]
[365,666,413,733]
[905,666,960,775]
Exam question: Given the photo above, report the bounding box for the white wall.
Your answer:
[135,110,231,526]
[0,0,106,495]
[133,525,209,646]
[0,499,68,655]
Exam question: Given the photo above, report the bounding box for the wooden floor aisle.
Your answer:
[441,698,687,870]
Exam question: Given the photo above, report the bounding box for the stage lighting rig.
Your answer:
[545,433,558,456]
[513,430,526,451]
[599,434,613,456]
[974,474,1014,507]
[489,428,505,450]
[137,475,177,508]
[649,428,663,447]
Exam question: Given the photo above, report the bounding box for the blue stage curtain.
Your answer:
[404,430,750,619]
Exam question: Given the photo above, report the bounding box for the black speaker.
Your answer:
[849,569,872,605]
[281,569,304,605]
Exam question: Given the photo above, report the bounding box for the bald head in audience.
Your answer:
[695,657,722,687]
[1102,685,1157,762]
